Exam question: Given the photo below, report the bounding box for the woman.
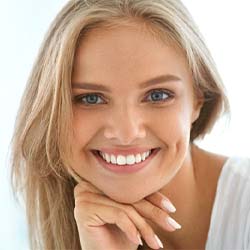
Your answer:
[11,0,250,249]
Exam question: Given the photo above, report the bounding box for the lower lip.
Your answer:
[92,148,161,174]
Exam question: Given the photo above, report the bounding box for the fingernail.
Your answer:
[137,234,143,246]
[162,199,176,213]
[167,217,182,230]
[154,234,163,249]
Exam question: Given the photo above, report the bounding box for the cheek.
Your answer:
[72,109,102,147]
[69,105,192,203]
[69,109,104,170]
[149,106,192,144]
[149,105,192,177]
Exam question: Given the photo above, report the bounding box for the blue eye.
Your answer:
[73,89,174,107]
[75,93,105,105]
[145,89,173,103]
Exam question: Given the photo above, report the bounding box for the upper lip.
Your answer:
[93,147,159,156]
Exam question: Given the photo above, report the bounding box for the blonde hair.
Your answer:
[11,0,230,249]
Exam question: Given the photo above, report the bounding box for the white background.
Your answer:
[0,1,249,249]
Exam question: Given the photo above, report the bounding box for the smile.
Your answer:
[98,149,152,165]
[91,148,161,174]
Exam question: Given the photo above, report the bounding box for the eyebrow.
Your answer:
[72,74,182,92]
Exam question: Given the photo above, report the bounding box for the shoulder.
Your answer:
[192,145,249,192]
[215,156,250,210]
[207,156,250,249]
[217,157,250,227]
[218,157,250,195]
[222,157,250,177]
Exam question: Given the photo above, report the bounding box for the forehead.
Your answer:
[72,23,192,86]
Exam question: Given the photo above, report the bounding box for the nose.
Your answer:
[103,105,146,145]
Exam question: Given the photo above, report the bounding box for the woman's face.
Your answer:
[70,23,202,203]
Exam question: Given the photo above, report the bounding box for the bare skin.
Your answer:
[142,144,228,249]
[73,144,227,249]
[70,21,228,249]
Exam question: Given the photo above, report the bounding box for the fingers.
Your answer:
[74,182,181,249]
[122,205,164,249]
[75,191,165,249]
[74,202,141,246]
[132,198,182,232]
[136,192,181,231]
[145,192,176,213]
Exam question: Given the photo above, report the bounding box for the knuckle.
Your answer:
[75,191,98,207]
[73,184,81,197]
[140,220,155,238]
[74,204,80,217]
[74,182,91,197]
[115,209,134,230]
[74,191,96,205]
[115,208,132,226]
[74,201,87,218]
[115,208,127,220]
[74,196,86,206]
[134,198,147,207]
[139,216,149,229]
[122,204,136,215]
[121,205,140,221]
[151,206,162,220]
[132,199,148,213]
[74,203,96,227]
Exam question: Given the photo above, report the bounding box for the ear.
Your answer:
[191,96,204,123]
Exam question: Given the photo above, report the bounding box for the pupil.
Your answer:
[87,95,97,103]
[152,92,163,101]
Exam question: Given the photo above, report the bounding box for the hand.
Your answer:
[74,180,180,250]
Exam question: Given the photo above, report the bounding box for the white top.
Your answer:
[205,157,250,250]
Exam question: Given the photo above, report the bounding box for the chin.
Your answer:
[105,190,146,204]
[110,196,142,204]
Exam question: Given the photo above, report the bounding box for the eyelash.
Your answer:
[73,89,174,106]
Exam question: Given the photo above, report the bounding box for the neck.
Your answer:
[150,144,214,249]
[160,143,198,208]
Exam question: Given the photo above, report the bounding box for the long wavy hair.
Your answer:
[11,0,230,249]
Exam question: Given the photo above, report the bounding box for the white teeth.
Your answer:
[135,154,142,163]
[126,155,136,165]
[105,153,110,163]
[110,154,117,164]
[98,150,152,165]
[117,155,126,165]
[142,152,146,161]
